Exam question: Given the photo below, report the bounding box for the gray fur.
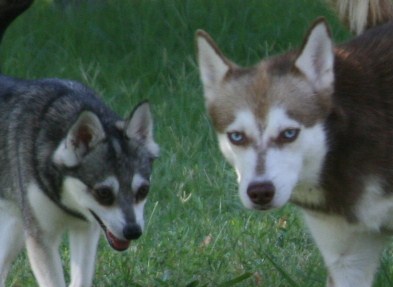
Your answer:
[0,76,158,286]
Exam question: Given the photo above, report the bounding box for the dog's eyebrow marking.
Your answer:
[226,110,260,136]
[132,173,148,193]
[264,107,301,141]
[97,176,119,194]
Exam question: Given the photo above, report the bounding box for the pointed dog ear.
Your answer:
[53,111,105,167]
[196,30,234,102]
[124,101,159,157]
[294,18,334,93]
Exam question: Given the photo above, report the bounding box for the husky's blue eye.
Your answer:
[277,128,300,144]
[227,131,247,145]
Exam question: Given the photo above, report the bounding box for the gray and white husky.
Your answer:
[0,2,159,287]
[197,0,393,286]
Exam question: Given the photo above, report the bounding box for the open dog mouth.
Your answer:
[90,211,130,251]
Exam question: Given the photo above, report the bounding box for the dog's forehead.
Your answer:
[208,56,328,131]
[113,135,154,180]
[109,137,149,178]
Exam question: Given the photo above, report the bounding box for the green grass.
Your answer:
[2,0,393,286]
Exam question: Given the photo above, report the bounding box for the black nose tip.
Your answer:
[123,224,142,240]
[247,181,275,206]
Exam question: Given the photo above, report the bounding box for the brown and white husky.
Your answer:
[197,0,393,286]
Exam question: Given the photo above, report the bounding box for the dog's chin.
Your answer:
[89,210,130,252]
[240,195,271,211]
[242,198,286,211]
[253,204,274,211]
[255,200,289,211]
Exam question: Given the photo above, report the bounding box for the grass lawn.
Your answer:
[2,0,393,286]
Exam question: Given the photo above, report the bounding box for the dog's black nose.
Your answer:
[247,181,275,206]
[123,224,142,240]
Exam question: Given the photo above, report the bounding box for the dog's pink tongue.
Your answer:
[107,231,130,251]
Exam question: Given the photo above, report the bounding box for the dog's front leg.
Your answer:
[25,232,66,287]
[68,222,100,287]
[303,211,388,287]
[0,201,24,287]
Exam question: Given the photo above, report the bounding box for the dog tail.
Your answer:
[326,0,393,34]
[0,0,34,44]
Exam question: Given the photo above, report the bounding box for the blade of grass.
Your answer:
[217,272,253,287]
[263,252,300,287]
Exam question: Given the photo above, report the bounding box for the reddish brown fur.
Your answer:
[319,22,393,218]
[207,54,333,133]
